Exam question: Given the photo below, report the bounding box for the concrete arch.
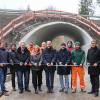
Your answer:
[20,21,92,47]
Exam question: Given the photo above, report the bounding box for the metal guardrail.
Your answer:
[0,10,100,40]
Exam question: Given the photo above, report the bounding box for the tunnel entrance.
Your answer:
[52,35,73,49]
[20,21,92,49]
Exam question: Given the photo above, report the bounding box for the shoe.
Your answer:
[72,89,76,93]
[47,89,51,93]
[65,90,68,94]
[35,90,38,94]
[0,93,3,97]
[81,88,86,93]
[59,88,64,92]
[25,89,31,92]
[50,89,54,93]
[38,87,42,91]
[3,91,9,96]
[94,92,99,97]
[13,88,16,91]
[88,91,95,94]
[19,90,23,94]
[4,90,9,92]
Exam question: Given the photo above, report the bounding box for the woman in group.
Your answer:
[30,45,42,94]
[66,41,74,88]
[57,43,71,94]
[9,44,19,91]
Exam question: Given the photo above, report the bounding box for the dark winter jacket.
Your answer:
[42,47,57,71]
[87,47,100,75]
[9,50,19,64]
[17,47,30,70]
[57,48,71,75]
[0,48,9,64]
[0,48,9,70]
[9,50,19,72]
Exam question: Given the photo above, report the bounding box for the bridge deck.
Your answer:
[1,70,100,100]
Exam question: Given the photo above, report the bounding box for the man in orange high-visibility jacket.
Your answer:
[28,42,35,55]
[71,41,86,93]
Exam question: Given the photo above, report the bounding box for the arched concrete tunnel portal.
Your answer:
[20,22,92,49]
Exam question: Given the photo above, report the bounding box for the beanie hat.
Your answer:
[75,41,81,46]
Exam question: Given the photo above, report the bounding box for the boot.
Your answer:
[88,90,95,94]
[81,88,86,93]
[94,92,99,97]
[19,90,23,94]
[72,89,76,93]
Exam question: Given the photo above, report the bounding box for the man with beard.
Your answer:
[87,40,100,97]
[28,42,35,55]
[42,41,57,93]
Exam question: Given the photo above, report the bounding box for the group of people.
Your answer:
[0,39,100,97]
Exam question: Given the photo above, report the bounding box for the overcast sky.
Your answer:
[0,0,99,15]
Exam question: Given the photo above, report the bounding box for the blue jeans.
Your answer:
[0,68,4,93]
[17,69,30,91]
[2,67,7,91]
[45,71,55,90]
[59,75,69,91]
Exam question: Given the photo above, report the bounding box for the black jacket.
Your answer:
[0,48,9,68]
[17,47,30,70]
[9,50,19,64]
[57,48,71,75]
[87,47,100,75]
[9,50,19,72]
[42,47,57,71]
[0,48,9,63]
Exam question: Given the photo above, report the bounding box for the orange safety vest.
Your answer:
[28,47,35,55]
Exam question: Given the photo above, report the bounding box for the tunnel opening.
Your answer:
[20,21,92,49]
[51,35,73,49]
